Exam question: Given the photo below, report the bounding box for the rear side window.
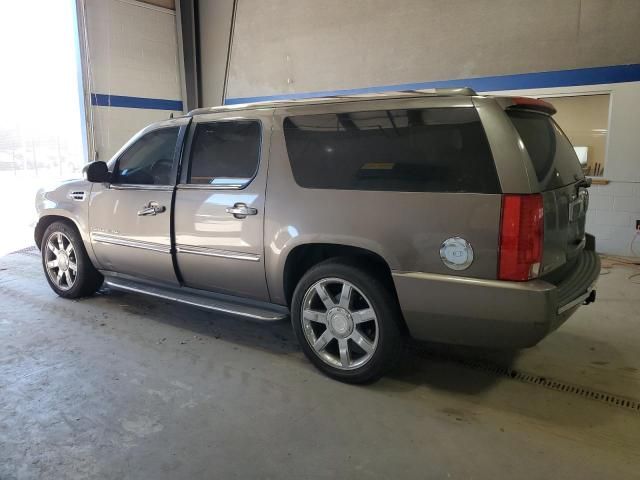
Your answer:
[188,121,261,187]
[507,110,583,190]
[283,107,500,193]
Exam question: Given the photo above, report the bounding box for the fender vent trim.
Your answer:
[67,190,87,201]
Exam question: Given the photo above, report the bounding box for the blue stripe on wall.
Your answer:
[223,63,640,105]
[91,93,183,111]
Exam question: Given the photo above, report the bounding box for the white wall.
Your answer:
[485,82,640,256]
[83,0,182,160]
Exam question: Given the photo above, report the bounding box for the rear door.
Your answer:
[506,109,588,274]
[173,110,272,301]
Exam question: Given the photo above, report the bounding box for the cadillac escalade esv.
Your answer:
[35,88,600,383]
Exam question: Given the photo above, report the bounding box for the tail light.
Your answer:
[499,194,544,281]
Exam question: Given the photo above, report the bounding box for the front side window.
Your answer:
[283,107,500,193]
[115,127,179,185]
[188,120,261,187]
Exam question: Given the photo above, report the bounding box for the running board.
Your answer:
[103,277,289,321]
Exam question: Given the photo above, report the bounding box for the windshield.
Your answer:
[507,110,583,190]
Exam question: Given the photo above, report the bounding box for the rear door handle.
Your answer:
[225,203,258,219]
[137,201,166,216]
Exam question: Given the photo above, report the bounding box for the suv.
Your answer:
[34,88,600,383]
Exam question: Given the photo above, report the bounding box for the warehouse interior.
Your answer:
[1,1,639,478]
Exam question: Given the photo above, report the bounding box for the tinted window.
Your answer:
[188,121,261,186]
[507,110,583,190]
[115,127,179,185]
[283,108,500,193]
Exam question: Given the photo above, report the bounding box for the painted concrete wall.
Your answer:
[83,0,182,161]
[197,0,234,107]
[222,0,640,100]
[195,0,640,256]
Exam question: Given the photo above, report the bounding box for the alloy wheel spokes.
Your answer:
[44,231,77,291]
[338,338,351,367]
[338,283,352,309]
[301,278,379,370]
[315,284,335,310]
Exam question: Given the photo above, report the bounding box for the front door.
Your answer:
[89,122,186,284]
[174,111,271,301]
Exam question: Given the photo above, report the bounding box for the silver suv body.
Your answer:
[35,88,600,382]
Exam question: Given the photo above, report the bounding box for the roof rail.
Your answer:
[326,87,476,99]
[187,87,477,116]
[405,87,477,96]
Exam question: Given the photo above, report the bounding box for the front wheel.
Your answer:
[291,259,405,384]
[41,221,103,298]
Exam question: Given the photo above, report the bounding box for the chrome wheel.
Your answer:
[301,278,379,370]
[44,231,77,291]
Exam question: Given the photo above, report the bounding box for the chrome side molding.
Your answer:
[175,244,260,262]
[109,184,174,191]
[91,232,171,254]
[103,276,288,321]
[90,233,260,261]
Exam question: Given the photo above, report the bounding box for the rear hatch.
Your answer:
[506,103,589,276]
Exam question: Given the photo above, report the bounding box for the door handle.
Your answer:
[137,201,166,216]
[225,203,258,219]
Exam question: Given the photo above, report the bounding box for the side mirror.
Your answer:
[83,161,111,183]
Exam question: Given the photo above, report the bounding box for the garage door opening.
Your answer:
[0,0,86,255]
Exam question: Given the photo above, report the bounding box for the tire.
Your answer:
[291,258,405,384]
[41,221,103,298]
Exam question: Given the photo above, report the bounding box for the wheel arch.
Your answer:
[283,244,393,305]
[34,214,99,268]
[281,243,407,333]
[34,214,82,249]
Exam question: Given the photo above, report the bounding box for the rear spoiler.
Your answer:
[504,97,557,115]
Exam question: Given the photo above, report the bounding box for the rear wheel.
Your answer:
[41,221,103,298]
[291,259,404,383]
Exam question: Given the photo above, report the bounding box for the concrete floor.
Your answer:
[1,250,639,479]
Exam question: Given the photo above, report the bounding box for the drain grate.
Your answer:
[5,245,638,412]
[9,246,39,257]
[414,347,640,413]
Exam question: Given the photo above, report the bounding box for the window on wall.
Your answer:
[543,94,610,177]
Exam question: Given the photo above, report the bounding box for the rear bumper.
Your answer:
[392,247,600,348]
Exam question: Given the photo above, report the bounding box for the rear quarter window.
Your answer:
[507,110,583,190]
[283,107,501,193]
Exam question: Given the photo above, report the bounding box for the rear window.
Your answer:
[507,110,583,190]
[283,107,500,193]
